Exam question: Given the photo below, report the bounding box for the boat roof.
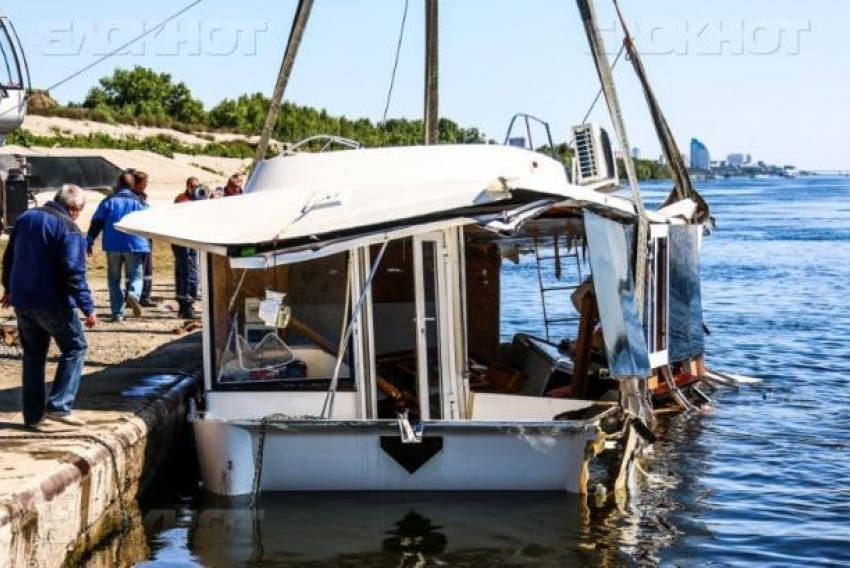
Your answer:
[117,144,674,260]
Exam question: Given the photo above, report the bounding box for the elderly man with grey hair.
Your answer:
[2,184,97,428]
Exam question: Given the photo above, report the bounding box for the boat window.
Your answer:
[209,252,354,391]
[667,224,706,362]
[367,239,428,419]
[461,221,591,399]
[645,228,669,367]
[419,238,444,419]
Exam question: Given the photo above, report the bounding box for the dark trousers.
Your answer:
[141,249,154,302]
[172,245,199,306]
[16,309,88,426]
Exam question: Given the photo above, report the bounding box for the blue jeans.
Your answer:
[141,247,154,302]
[107,251,145,317]
[172,246,199,304]
[16,309,88,425]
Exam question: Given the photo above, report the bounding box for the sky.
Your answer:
[4,0,849,170]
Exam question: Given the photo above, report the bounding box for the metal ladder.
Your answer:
[533,236,584,342]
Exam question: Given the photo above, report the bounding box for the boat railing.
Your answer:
[283,134,362,155]
[503,113,560,162]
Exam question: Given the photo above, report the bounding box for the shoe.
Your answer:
[45,412,87,427]
[126,294,143,317]
[140,298,159,308]
[24,421,42,430]
[110,314,125,323]
[179,306,199,320]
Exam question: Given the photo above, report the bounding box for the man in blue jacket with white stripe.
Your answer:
[2,184,97,428]
[87,172,150,322]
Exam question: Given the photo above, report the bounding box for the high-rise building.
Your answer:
[690,138,711,171]
[727,153,746,168]
[631,147,641,159]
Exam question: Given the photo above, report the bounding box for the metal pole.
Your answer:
[322,241,389,419]
[576,1,653,487]
[575,0,648,321]
[423,0,439,145]
[250,0,315,173]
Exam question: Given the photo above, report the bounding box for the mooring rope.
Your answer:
[249,412,322,509]
[249,414,278,509]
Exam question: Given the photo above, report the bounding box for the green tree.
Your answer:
[209,93,270,131]
[83,66,206,124]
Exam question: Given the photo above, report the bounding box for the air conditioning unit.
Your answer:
[571,123,619,188]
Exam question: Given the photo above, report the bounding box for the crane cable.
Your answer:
[611,0,710,221]
[43,0,204,94]
[381,0,411,124]
[567,42,626,153]
[0,0,205,123]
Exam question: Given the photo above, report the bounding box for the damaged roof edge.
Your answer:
[116,145,698,257]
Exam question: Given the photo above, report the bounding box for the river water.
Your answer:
[125,176,849,567]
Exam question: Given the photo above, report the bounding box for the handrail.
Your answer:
[284,134,362,155]
[502,113,560,163]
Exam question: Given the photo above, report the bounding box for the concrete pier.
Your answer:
[0,284,201,567]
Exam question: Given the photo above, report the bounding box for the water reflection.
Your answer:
[180,493,600,567]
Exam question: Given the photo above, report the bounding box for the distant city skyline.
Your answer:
[4,0,849,169]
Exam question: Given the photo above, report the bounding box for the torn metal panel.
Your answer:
[668,224,705,362]
[583,211,650,379]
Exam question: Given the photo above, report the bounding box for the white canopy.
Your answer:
[117,144,646,255]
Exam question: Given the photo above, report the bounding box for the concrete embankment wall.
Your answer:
[0,333,201,567]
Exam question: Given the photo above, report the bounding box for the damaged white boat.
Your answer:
[118,140,705,496]
[118,0,716,498]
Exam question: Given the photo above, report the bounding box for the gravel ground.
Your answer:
[0,275,197,398]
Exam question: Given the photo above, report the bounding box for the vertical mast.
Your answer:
[575,0,647,318]
[423,0,439,145]
[251,0,316,173]
[576,0,653,493]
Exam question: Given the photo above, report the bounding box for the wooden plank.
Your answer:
[570,291,598,399]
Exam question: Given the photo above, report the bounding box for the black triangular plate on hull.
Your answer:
[380,437,444,474]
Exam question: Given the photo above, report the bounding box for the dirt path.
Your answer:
[0,276,196,406]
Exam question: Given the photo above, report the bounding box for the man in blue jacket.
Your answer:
[2,184,97,428]
[87,172,150,322]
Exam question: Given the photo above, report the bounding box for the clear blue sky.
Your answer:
[5,0,849,169]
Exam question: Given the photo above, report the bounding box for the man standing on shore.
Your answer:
[2,185,97,428]
[173,177,201,319]
[87,170,150,322]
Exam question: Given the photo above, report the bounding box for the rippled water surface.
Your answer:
[131,177,850,567]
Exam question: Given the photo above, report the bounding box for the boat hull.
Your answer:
[192,418,604,495]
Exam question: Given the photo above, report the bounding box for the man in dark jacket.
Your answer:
[1,184,97,428]
[172,177,202,319]
[87,172,150,322]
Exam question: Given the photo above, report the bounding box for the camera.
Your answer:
[193,184,212,200]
